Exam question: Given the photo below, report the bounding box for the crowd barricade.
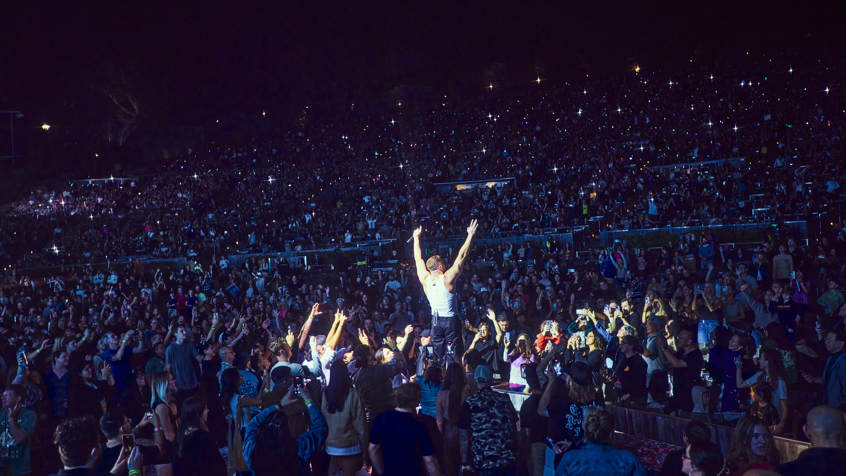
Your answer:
[606,405,810,465]
[598,221,808,247]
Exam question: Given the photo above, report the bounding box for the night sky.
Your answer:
[0,0,843,177]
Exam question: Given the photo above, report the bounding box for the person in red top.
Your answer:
[175,286,188,317]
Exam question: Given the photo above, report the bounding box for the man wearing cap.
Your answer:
[412,220,478,363]
[458,364,519,475]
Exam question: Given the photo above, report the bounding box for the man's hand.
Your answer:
[279,388,297,408]
[358,328,370,345]
[404,324,413,337]
[7,403,21,420]
[309,302,320,318]
[286,329,296,346]
[300,384,312,402]
[486,309,496,321]
[413,227,423,239]
[467,219,478,236]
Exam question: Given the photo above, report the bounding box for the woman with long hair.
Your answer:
[174,397,226,476]
[119,369,152,425]
[682,441,728,476]
[67,360,114,420]
[508,333,535,392]
[760,322,798,385]
[220,367,262,476]
[736,349,789,434]
[320,362,366,476]
[553,408,646,476]
[436,363,470,476]
[151,371,179,476]
[726,415,781,474]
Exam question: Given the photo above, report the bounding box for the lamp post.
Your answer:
[0,110,23,166]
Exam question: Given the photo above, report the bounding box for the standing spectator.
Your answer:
[145,342,167,379]
[614,335,648,404]
[67,361,114,420]
[244,386,327,476]
[802,328,846,410]
[352,332,409,426]
[735,349,789,434]
[775,405,846,475]
[459,364,519,475]
[658,327,704,413]
[174,397,226,476]
[44,349,71,423]
[165,325,200,411]
[540,361,603,474]
[103,330,145,403]
[151,371,178,476]
[771,245,793,281]
[52,417,143,476]
[553,408,646,476]
[437,363,471,476]
[369,382,440,476]
[321,363,366,476]
[0,385,37,476]
[642,315,669,404]
[220,368,262,476]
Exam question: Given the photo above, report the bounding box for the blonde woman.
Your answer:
[151,371,179,476]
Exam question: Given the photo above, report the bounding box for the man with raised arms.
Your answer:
[412,219,478,363]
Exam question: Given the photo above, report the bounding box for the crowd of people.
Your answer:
[1,52,844,270]
[0,54,843,476]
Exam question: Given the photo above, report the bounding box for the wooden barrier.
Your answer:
[607,406,810,463]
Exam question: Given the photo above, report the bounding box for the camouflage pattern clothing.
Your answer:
[458,386,518,470]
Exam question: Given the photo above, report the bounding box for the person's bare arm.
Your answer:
[538,377,557,417]
[368,443,384,475]
[155,404,176,442]
[298,303,320,350]
[443,219,478,286]
[736,365,751,389]
[412,227,430,286]
[422,455,441,476]
[460,429,471,471]
[326,312,347,350]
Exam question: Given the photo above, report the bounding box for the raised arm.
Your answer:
[298,303,321,350]
[443,219,478,285]
[412,227,430,286]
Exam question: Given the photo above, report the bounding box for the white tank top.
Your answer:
[426,274,456,317]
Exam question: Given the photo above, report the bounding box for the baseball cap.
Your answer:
[419,329,431,338]
[474,364,493,383]
[353,344,371,360]
[561,361,591,386]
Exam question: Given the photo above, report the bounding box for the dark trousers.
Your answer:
[432,315,464,365]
